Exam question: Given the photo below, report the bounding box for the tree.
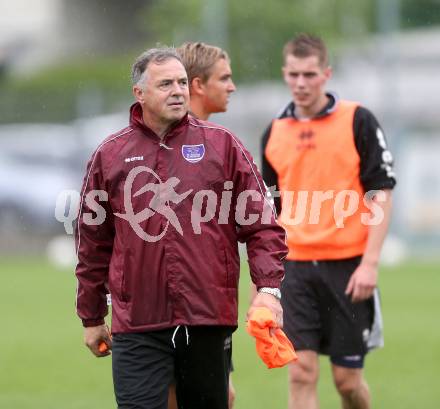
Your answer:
[144,0,375,81]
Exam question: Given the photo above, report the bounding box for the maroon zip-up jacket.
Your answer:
[75,102,287,333]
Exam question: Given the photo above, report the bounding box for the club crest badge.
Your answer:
[182,144,205,163]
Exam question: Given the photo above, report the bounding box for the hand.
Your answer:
[345,262,378,303]
[247,291,283,328]
[84,324,112,357]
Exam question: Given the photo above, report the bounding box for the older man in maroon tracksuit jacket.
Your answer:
[75,47,288,409]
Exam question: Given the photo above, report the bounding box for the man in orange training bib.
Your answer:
[261,34,396,409]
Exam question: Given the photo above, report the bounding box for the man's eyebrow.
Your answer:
[288,70,316,74]
[156,76,187,83]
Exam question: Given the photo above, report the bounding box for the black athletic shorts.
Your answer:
[281,256,383,369]
[112,325,233,409]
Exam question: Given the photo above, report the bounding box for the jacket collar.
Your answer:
[129,102,189,139]
[279,92,339,120]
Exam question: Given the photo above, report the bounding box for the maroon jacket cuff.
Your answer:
[254,279,282,290]
[82,318,105,327]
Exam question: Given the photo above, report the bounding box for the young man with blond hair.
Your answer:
[261,34,396,409]
[177,41,236,120]
[165,41,237,409]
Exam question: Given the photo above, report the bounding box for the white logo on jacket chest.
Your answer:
[124,156,144,163]
[181,144,205,163]
[125,156,144,163]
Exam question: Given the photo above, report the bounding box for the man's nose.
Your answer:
[296,75,306,87]
[228,80,236,93]
[171,81,183,95]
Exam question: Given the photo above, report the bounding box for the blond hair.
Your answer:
[177,42,230,86]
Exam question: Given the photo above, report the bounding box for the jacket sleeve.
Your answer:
[75,149,115,327]
[227,131,288,289]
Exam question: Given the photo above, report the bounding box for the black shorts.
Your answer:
[112,325,233,409]
[281,257,383,368]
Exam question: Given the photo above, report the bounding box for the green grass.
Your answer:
[1,258,439,408]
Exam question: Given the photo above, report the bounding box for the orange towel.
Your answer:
[246,307,298,369]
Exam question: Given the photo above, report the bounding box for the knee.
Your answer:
[289,362,319,389]
[334,373,364,398]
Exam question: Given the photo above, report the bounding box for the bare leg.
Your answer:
[288,350,320,409]
[331,365,370,409]
[228,375,236,408]
[168,383,178,409]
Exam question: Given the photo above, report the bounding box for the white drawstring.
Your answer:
[159,143,173,150]
[184,325,189,345]
[171,325,190,348]
[171,325,180,348]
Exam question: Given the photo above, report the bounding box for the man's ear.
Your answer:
[191,77,205,96]
[324,66,332,81]
[133,85,144,104]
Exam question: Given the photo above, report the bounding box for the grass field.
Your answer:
[1,257,439,408]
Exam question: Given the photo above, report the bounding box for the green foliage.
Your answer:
[0,55,135,123]
[0,257,439,408]
[401,0,440,28]
[145,0,376,82]
[2,0,438,124]
[227,0,333,80]
[145,0,203,46]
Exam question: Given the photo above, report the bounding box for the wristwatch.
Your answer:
[258,287,281,300]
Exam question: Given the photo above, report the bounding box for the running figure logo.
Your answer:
[115,166,192,242]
